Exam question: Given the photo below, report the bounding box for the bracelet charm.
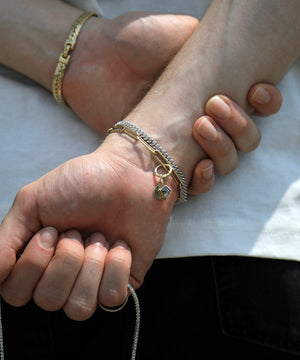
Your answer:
[107,121,188,204]
[154,164,172,200]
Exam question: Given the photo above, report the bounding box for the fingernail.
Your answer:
[62,229,83,243]
[251,86,271,105]
[86,233,110,250]
[202,165,214,180]
[197,117,218,141]
[112,240,130,250]
[39,227,58,250]
[206,95,231,119]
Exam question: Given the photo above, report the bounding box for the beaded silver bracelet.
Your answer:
[107,121,187,204]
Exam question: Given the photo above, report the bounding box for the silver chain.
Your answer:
[0,298,4,360]
[127,284,140,360]
[99,284,140,360]
[114,121,188,203]
[0,284,140,360]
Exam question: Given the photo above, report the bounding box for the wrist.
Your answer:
[125,101,206,183]
[62,16,109,107]
[0,0,82,89]
[121,0,300,183]
[52,12,99,106]
[107,121,188,203]
[97,133,178,208]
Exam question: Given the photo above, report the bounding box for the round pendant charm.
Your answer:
[154,184,172,200]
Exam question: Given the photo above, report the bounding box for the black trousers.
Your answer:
[3,256,300,359]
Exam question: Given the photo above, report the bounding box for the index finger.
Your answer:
[0,227,58,306]
[0,184,40,283]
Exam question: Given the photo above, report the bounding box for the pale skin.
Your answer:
[0,0,288,321]
[0,0,281,185]
[0,90,281,321]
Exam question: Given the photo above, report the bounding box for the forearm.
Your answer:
[0,0,82,89]
[0,1,198,135]
[126,0,300,180]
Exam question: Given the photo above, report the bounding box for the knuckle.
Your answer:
[55,247,84,270]
[100,287,127,308]
[84,256,105,269]
[34,289,65,311]
[64,298,95,321]
[112,253,129,267]
[1,288,29,307]
[129,275,144,290]
[216,156,238,175]
[234,117,250,134]
[13,184,37,217]
[14,185,30,205]
[109,246,131,269]
[215,139,234,158]
[239,131,262,153]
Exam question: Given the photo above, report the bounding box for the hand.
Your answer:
[0,135,176,318]
[0,83,282,321]
[189,83,282,194]
[63,12,199,134]
[62,12,282,195]
[60,11,283,194]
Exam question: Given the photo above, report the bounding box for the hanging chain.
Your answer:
[0,298,4,360]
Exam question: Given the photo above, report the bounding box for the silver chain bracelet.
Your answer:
[108,121,188,204]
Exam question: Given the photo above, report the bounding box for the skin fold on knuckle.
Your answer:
[33,286,67,311]
[54,247,84,271]
[14,185,30,205]
[108,246,132,274]
[232,117,251,139]
[33,251,84,311]
[84,249,107,268]
[214,138,234,161]
[98,249,131,307]
[64,298,96,321]
[0,286,30,307]
[13,183,38,216]
[100,286,127,308]
[215,153,238,175]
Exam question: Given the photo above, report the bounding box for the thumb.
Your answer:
[0,184,40,283]
[188,159,215,195]
[248,83,282,116]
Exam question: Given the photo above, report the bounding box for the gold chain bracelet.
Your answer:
[52,11,98,106]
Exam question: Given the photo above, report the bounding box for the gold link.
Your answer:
[52,12,98,106]
[107,125,184,202]
[58,53,71,66]
[62,43,72,58]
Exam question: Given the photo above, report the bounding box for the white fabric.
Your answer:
[0,0,299,261]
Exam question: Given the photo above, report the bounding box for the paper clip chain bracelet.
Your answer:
[107,121,188,204]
